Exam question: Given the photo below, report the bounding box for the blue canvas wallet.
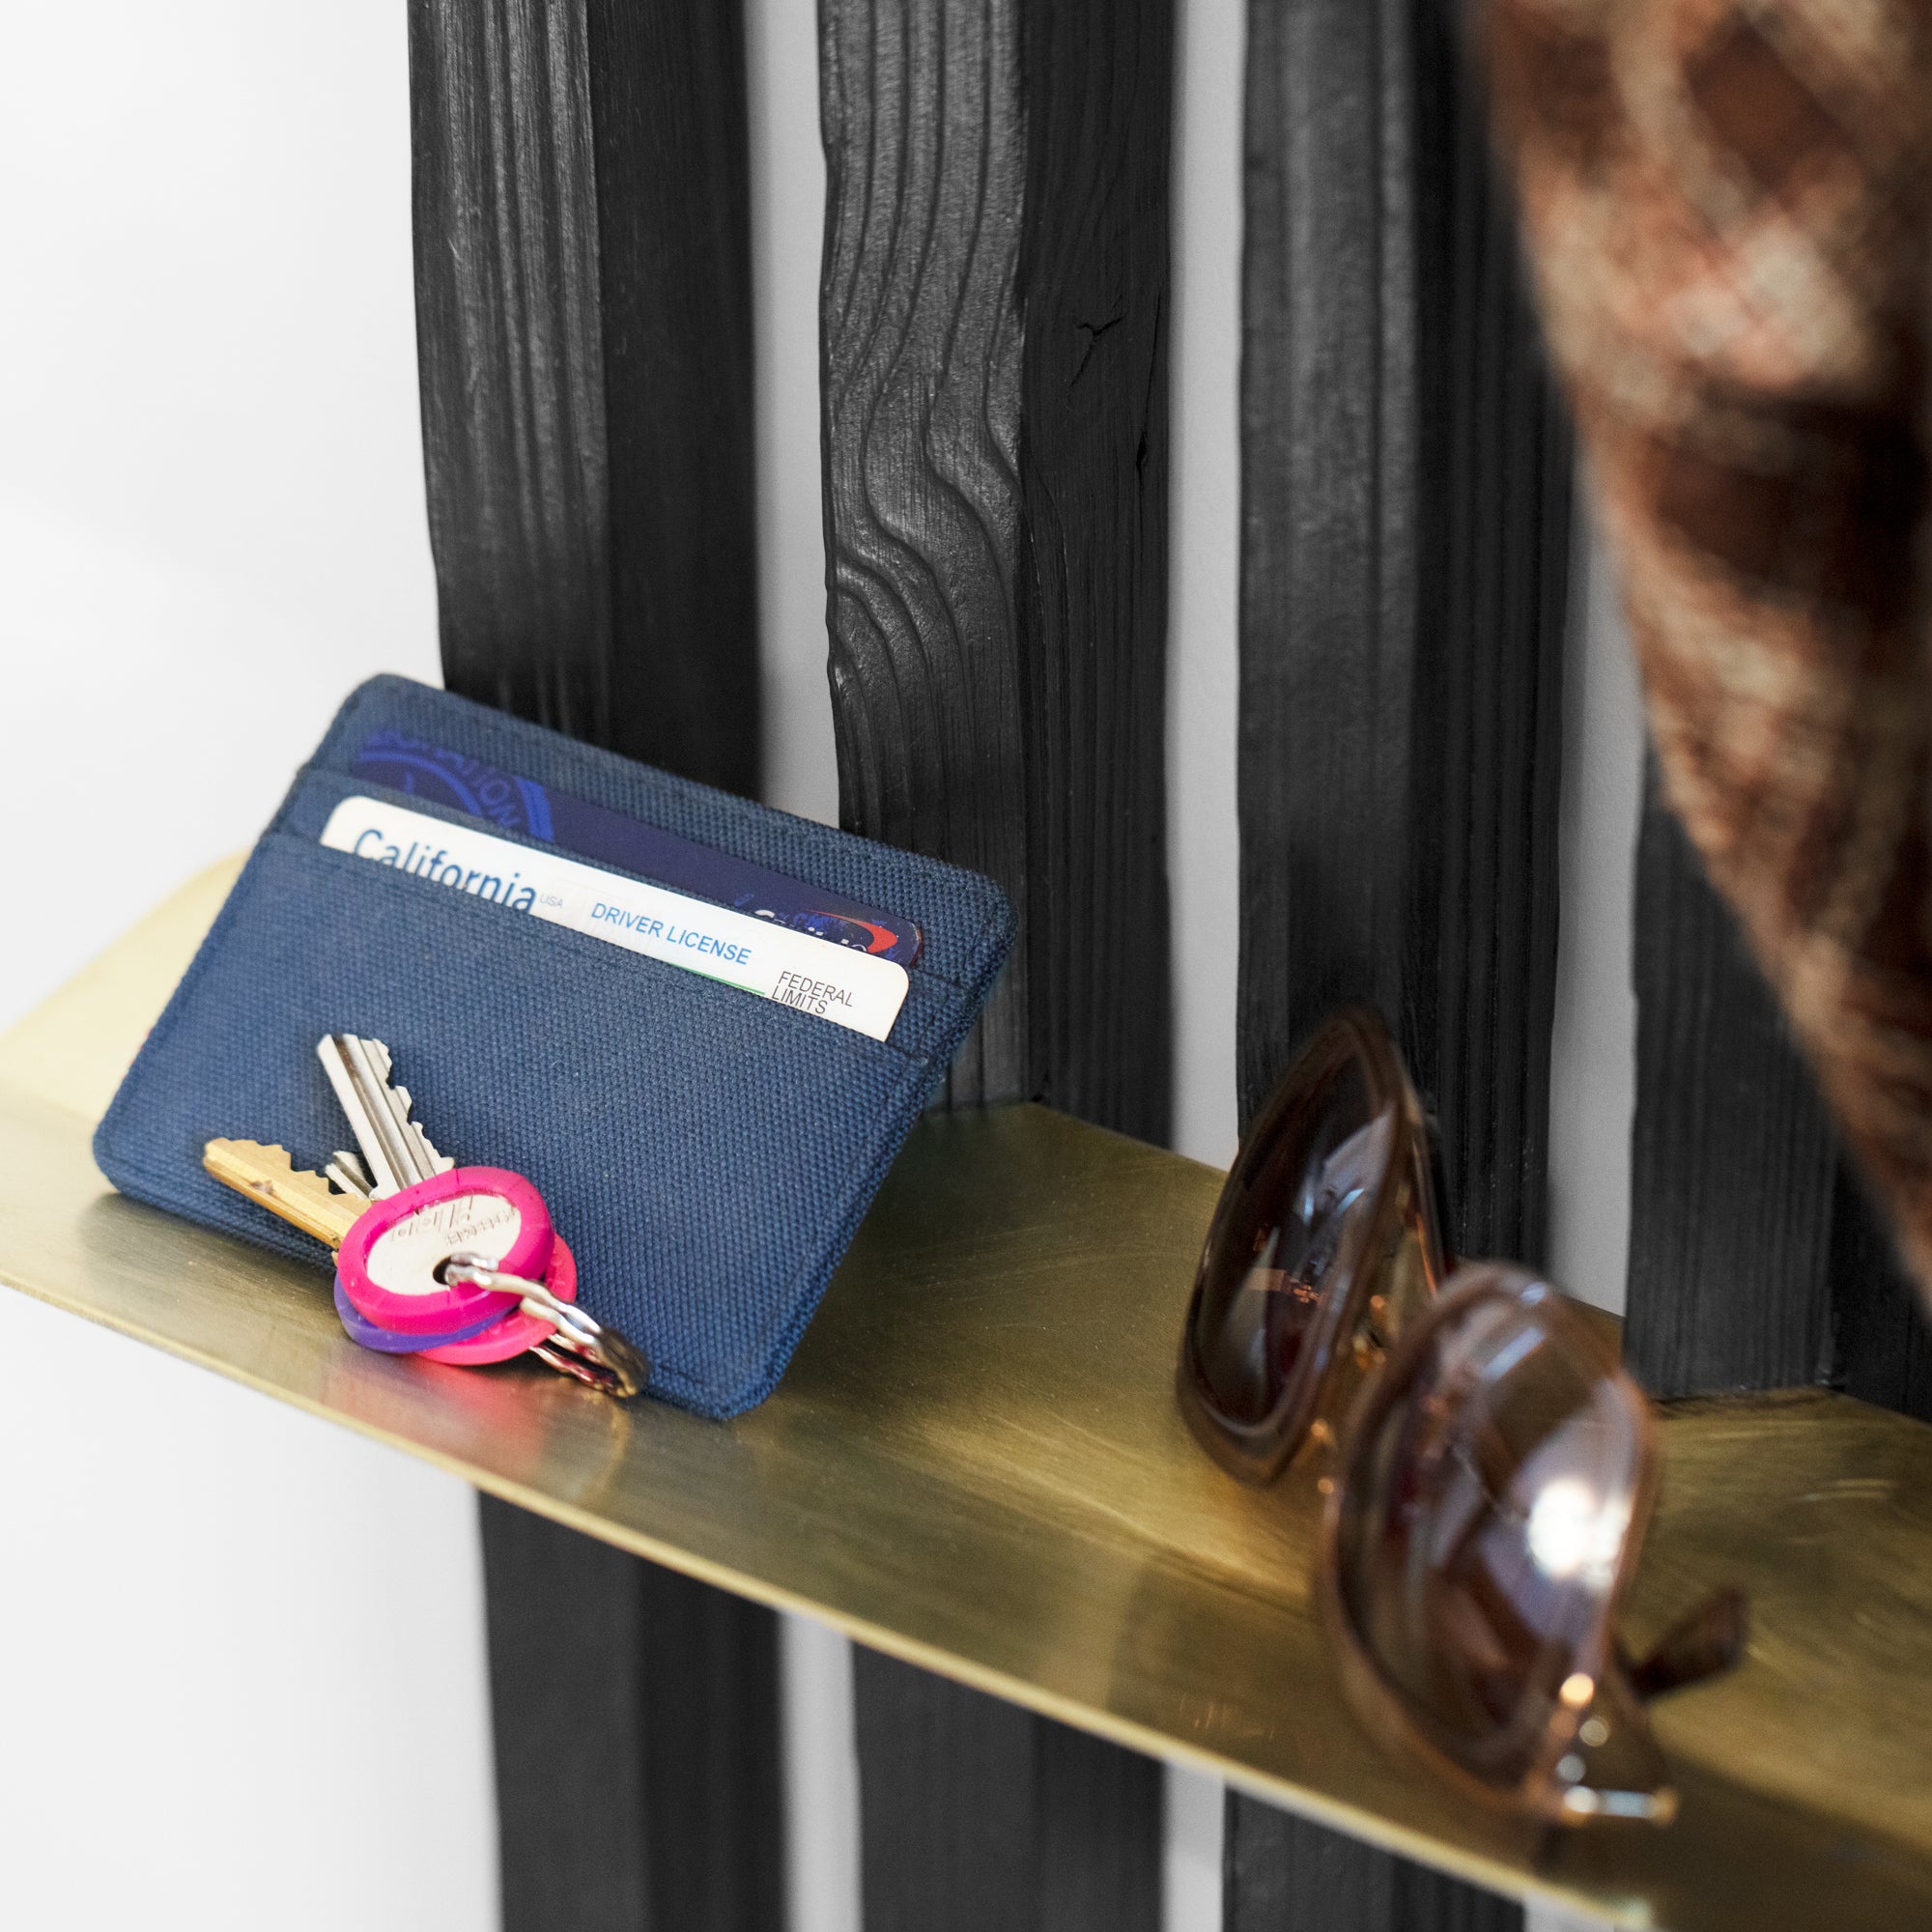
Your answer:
[94,675,1013,1416]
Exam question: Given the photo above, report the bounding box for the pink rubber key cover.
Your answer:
[337,1166,553,1335]
[420,1236,577,1365]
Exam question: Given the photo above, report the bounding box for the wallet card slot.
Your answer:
[277,764,972,1049]
[270,830,933,1070]
[305,678,1010,995]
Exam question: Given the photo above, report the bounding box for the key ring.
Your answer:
[441,1255,651,1401]
[336,1167,553,1334]
[335,1235,581,1361]
[422,1236,580,1366]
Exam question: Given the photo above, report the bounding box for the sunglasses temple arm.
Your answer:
[1624,1585,1748,1701]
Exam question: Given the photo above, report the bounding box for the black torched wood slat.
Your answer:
[480,1498,784,1932]
[411,0,759,789]
[853,1652,1166,1932]
[1225,1805,1520,1932]
[407,4,782,1927]
[818,0,1173,1135]
[817,0,1172,1925]
[1232,0,1569,1924]
[1832,1165,1932,1424]
[1623,774,1838,1396]
[1625,771,1932,1418]
[1237,0,1568,1257]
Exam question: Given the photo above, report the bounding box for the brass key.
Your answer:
[203,1138,368,1249]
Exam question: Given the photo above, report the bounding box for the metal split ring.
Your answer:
[442,1256,651,1401]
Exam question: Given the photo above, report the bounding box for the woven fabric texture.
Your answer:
[95,677,1013,1416]
[1489,0,1932,1315]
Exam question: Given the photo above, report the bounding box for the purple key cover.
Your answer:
[354,729,923,965]
[332,1275,505,1353]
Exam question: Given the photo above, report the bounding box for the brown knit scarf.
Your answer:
[1487,0,1932,1316]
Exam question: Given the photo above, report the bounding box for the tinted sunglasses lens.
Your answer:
[1333,1273,1645,1789]
[1187,1045,1393,1427]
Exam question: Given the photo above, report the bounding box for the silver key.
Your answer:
[317,1034,454,1197]
[325,1150,373,1200]
[357,1037,450,1184]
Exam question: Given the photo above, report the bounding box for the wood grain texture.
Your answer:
[852,1651,1161,1932]
[1233,0,1568,1923]
[410,0,606,720]
[818,0,1172,1133]
[410,0,759,785]
[819,1,1172,1924]
[1236,0,1569,1264]
[1626,775,1932,1417]
[409,7,777,1926]
[1624,776,1838,1397]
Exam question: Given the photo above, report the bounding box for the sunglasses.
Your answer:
[1177,1005,1744,1827]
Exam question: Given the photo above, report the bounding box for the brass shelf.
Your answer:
[4,866,1931,1931]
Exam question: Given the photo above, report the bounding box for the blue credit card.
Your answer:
[352,730,923,965]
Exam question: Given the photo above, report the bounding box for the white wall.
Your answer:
[750,0,839,834]
[1546,511,1645,1318]
[0,1,443,1024]
[1169,0,1247,1183]
[0,1294,497,1931]
[0,3,1634,1929]
[0,8,494,1930]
